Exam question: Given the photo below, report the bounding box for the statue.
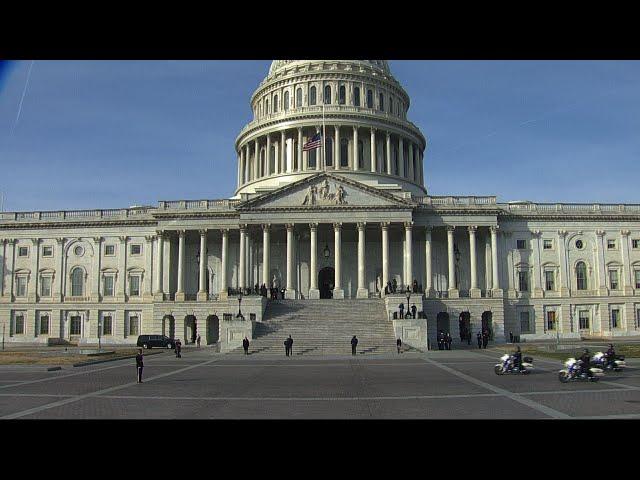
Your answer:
[272,274,280,290]
[319,179,330,200]
[335,184,346,204]
[302,185,316,206]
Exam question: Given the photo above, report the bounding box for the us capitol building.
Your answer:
[1,60,639,350]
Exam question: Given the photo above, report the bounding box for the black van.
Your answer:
[137,335,175,349]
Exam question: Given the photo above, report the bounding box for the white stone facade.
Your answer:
[1,60,639,347]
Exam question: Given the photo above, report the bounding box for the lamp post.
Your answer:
[406,291,411,318]
[236,291,244,320]
[323,244,330,260]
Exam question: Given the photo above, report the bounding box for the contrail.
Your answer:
[10,60,35,136]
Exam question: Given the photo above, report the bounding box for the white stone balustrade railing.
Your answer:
[0,207,153,222]
[157,199,242,211]
[502,203,640,214]
[419,196,497,206]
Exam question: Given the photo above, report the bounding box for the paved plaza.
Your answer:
[0,349,639,419]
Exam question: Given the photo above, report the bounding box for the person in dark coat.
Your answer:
[411,304,417,319]
[482,330,489,349]
[412,279,418,293]
[445,332,452,350]
[396,338,402,354]
[398,303,405,319]
[437,330,444,350]
[175,339,182,358]
[467,330,472,345]
[392,278,397,293]
[136,349,144,383]
[351,335,358,355]
[477,331,482,349]
[254,283,259,295]
[242,336,249,355]
[287,335,293,356]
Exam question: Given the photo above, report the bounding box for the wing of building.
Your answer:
[1,60,639,351]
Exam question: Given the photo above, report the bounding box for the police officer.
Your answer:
[351,335,358,355]
[512,345,522,372]
[578,348,591,377]
[605,344,616,369]
[396,338,402,354]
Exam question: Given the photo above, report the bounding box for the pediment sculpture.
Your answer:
[302,179,347,206]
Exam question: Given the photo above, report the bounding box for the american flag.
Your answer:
[303,133,322,151]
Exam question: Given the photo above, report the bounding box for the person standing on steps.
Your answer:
[243,336,250,355]
[398,302,405,319]
[397,338,402,354]
[351,335,358,355]
[287,335,293,357]
[136,348,144,383]
[411,304,417,320]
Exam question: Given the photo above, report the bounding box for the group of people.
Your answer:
[385,278,423,295]
[476,330,490,349]
[397,303,418,319]
[437,331,453,350]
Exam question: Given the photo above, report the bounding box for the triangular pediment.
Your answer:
[237,173,413,211]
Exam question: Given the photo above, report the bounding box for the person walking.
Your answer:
[437,330,444,350]
[477,331,482,349]
[399,303,405,319]
[351,335,358,356]
[136,348,144,383]
[196,334,201,348]
[445,332,452,350]
[482,330,489,349]
[243,336,249,355]
[411,304,417,319]
[397,338,402,354]
[175,339,182,358]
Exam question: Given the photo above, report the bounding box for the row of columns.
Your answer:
[238,127,424,186]
[159,224,501,301]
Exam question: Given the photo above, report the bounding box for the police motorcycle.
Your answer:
[591,351,626,372]
[494,354,534,375]
[558,357,604,383]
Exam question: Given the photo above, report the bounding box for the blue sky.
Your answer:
[0,60,638,212]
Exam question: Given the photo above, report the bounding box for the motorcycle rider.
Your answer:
[512,345,523,372]
[577,348,592,378]
[605,344,616,369]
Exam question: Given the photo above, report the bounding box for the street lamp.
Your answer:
[406,291,411,318]
[323,244,330,259]
[236,291,244,320]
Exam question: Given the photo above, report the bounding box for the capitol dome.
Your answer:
[234,60,427,197]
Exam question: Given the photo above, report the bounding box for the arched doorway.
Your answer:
[436,312,450,334]
[206,315,219,345]
[184,315,197,344]
[162,315,175,339]
[318,267,335,299]
[482,311,493,340]
[459,312,471,342]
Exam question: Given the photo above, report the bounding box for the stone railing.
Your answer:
[157,199,241,211]
[419,196,497,206]
[501,203,640,215]
[0,207,154,222]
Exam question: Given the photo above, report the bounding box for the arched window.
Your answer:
[576,262,588,290]
[340,138,349,167]
[353,87,360,106]
[389,97,393,114]
[71,267,84,297]
[339,85,346,105]
[265,99,269,114]
[324,85,332,104]
[273,95,278,113]
[309,86,317,106]
[284,91,290,111]
[379,93,384,111]
[367,90,373,108]
[296,88,302,107]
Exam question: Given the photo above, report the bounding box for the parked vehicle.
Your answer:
[137,335,175,350]
[558,358,604,383]
[591,351,626,372]
[494,354,534,375]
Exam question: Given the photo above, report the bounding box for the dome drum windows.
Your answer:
[354,87,361,107]
[273,94,279,113]
[366,90,373,108]
[284,91,290,111]
[339,85,346,105]
[324,85,332,105]
[296,88,302,108]
[310,86,317,106]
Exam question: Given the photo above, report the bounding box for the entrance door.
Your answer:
[318,267,335,299]
[207,315,219,344]
[482,311,493,340]
[69,315,82,340]
[436,312,450,333]
[459,312,471,341]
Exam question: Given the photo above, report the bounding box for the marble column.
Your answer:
[244,144,250,182]
[28,239,40,302]
[557,230,569,296]
[220,229,228,295]
[237,152,241,186]
[197,230,208,301]
[353,127,359,171]
[595,230,608,295]
[117,236,128,301]
[281,130,287,174]
[297,128,303,171]
[370,128,377,173]
[333,223,344,298]
[238,226,246,292]
[265,135,271,177]
[357,222,368,298]
[386,132,392,175]
[381,222,389,295]
[262,224,270,288]
[398,137,405,178]
[424,226,433,296]
[56,238,64,301]
[286,224,296,298]
[334,125,340,169]
[491,226,501,293]
[143,235,153,300]
[469,226,480,298]
[532,230,544,298]
[176,230,186,301]
[245,232,250,290]
[254,138,259,178]
[408,142,414,181]
[154,232,164,299]
[309,223,319,299]
[621,230,633,294]
[447,226,458,297]
[404,222,413,288]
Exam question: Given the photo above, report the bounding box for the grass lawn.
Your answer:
[490,344,640,361]
[0,348,144,365]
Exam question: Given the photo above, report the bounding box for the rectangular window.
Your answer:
[42,246,53,257]
[632,239,640,249]
[635,270,640,289]
[40,315,49,335]
[70,316,81,335]
[518,271,529,292]
[578,311,590,330]
[15,315,25,335]
[516,239,526,249]
[546,311,557,331]
[609,270,619,290]
[543,239,553,249]
[607,239,616,249]
[129,276,140,296]
[105,245,115,256]
[611,309,620,329]
[16,277,27,297]
[18,246,29,257]
[545,271,555,291]
[130,244,142,256]
[129,315,139,336]
[102,315,113,336]
[103,276,114,297]
[519,312,531,333]
[40,277,52,297]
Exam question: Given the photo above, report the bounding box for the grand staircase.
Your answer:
[228,299,403,356]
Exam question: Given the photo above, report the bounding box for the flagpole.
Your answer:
[322,103,326,170]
